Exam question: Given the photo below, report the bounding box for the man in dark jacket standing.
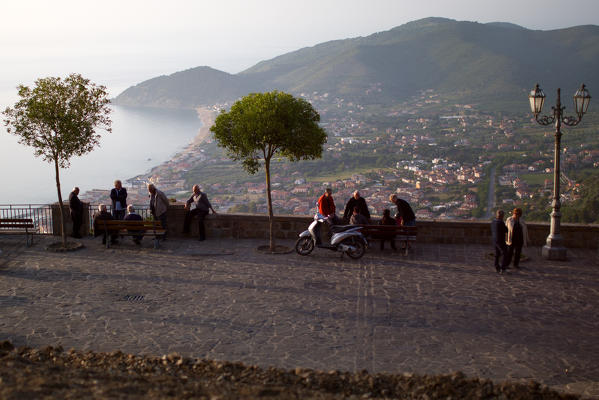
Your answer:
[69,187,83,238]
[491,209,508,274]
[110,180,127,220]
[343,190,370,223]
[183,185,217,241]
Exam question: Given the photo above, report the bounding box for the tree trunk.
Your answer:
[54,158,67,247]
[265,158,275,252]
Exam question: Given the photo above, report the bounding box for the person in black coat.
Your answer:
[69,187,83,238]
[389,194,416,226]
[93,204,118,245]
[124,205,143,244]
[110,180,127,220]
[491,209,508,273]
[378,209,397,251]
[343,190,370,223]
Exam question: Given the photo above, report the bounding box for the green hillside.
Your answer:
[113,18,599,112]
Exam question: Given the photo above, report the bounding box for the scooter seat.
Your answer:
[330,225,359,234]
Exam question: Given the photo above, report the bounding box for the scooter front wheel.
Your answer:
[295,237,315,256]
[342,237,366,259]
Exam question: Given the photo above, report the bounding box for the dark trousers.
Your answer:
[154,213,168,238]
[70,211,82,237]
[380,238,396,250]
[113,209,126,220]
[183,209,208,240]
[494,242,508,270]
[101,232,118,244]
[506,244,522,267]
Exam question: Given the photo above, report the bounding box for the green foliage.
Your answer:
[3,74,112,246]
[229,202,258,213]
[3,74,112,168]
[114,19,599,114]
[210,91,327,250]
[472,165,492,218]
[562,174,599,223]
[210,91,327,175]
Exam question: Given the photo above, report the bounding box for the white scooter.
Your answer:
[295,213,368,259]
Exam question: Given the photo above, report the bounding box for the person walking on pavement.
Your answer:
[491,209,508,273]
[506,208,529,268]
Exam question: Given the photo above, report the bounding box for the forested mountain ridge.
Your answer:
[113,17,599,112]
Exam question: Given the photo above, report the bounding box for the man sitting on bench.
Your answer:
[124,205,143,245]
[378,209,397,251]
[93,204,118,245]
[349,206,369,225]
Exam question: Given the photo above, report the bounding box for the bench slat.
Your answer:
[0,218,35,247]
[96,219,165,249]
[0,218,33,223]
[98,221,163,231]
[358,226,417,235]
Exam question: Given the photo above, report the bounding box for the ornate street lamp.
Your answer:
[528,83,591,260]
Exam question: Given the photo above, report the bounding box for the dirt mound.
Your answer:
[0,341,578,399]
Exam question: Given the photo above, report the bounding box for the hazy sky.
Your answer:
[1,0,598,97]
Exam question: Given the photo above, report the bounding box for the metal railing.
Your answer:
[0,204,54,234]
[0,204,153,236]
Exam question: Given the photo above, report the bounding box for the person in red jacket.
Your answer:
[316,188,341,244]
[318,187,336,217]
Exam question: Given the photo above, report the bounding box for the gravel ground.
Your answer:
[0,341,579,400]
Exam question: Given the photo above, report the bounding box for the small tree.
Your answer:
[3,74,112,247]
[210,91,327,251]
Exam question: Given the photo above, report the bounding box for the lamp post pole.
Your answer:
[529,84,591,260]
[545,88,565,260]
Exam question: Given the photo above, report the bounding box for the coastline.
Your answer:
[193,106,218,146]
[78,106,213,205]
[118,106,218,200]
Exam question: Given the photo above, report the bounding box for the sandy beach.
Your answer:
[193,106,219,145]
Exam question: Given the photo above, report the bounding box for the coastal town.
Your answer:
[80,89,597,221]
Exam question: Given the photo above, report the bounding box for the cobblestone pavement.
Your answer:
[1,235,598,398]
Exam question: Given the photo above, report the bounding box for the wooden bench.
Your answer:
[0,218,36,247]
[96,220,165,249]
[356,224,417,255]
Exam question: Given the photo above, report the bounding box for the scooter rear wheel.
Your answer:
[343,237,366,259]
[295,237,315,255]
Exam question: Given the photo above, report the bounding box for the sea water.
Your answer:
[0,103,201,204]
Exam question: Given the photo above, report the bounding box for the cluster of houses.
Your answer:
[80,89,598,219]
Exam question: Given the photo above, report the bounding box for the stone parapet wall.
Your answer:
[50,203,91,236]
[54,203,599,249]
[172,207,598,249]
[414,219,599,249]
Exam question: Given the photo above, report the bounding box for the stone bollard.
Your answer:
[51,202,90,236]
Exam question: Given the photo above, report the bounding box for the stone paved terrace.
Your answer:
[1,235,598,398]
